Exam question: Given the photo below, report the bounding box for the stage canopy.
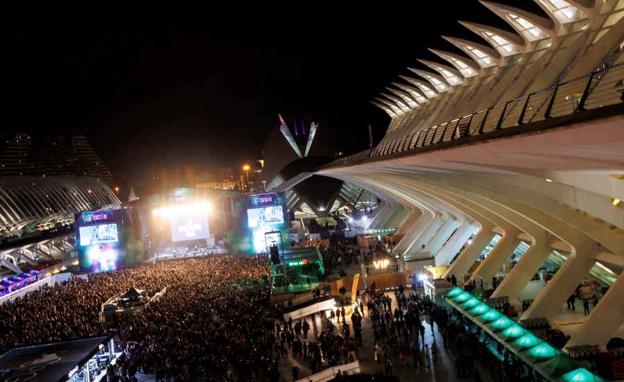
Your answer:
[0,336,109,382]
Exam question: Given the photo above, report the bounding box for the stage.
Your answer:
[0,336,121,382]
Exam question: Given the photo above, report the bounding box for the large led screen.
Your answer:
[79,223,119,246]
[247,205,284,228]
[170,213,210,242]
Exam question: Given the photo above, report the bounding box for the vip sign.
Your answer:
[373,259,390,269]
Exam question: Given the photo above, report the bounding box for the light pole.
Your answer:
[242,164,251,192]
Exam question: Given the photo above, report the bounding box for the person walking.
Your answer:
[583,299,590,315]
[384,356,393,376]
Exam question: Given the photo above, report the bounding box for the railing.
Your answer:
[325,63,624,168]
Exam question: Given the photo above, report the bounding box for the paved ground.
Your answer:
[279,292,496,382]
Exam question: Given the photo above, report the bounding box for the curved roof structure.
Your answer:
[372,0,624,133]
[0,176,120,239]
[318,0,624,358]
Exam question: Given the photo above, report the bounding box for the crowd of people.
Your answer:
[0,255,277,381]
[361,286,448,376]
[319,244,361,271]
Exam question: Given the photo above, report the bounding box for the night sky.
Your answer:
[6,2,547,185]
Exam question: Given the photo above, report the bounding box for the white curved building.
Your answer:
[316,0,624,350]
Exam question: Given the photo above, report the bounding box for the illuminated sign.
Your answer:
[373,259,390,269]
[287,259,309,266]
[250,193,279,207]
[81,211,110,223]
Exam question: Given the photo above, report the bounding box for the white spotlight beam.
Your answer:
[304,122,318,157]
[279,114,303,158]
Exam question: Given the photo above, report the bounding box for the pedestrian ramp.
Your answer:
[295,360,360,382]
[283,296,336,321]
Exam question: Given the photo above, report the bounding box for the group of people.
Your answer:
[0,255,277,381]
[275,313,359,379]
[362,286,445,376]
[566,283,604,315]
[319,243,362,271]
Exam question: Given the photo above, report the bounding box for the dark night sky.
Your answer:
[6,2,547,185]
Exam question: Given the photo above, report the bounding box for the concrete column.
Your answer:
[386,208,410,231]
[395,210,419,238]
[436,223,480,266]
[394,211,421,253]
[522,243,599,321]
[409,216,445,256]
[427,219,461,257]
[443,225,495,285]
[396,210,434,255]
[471,232,520,289]
[492,240,551,300]
[566,270,624,349]
[367,203,392,230]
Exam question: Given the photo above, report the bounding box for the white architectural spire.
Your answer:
[399,75,438,98]
[458,21,525,56]
[428,49,481,78]
[417,59,465,86]
[442,36,501,68]
[408,67,450,92]
[480,1,554,42]
[371,101,398,118]
[392,82,429,104]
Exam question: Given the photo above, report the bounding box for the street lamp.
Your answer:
[242,164,251,192]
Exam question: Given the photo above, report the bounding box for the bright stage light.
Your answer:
[152,201,212,218]
[362,215,368,222]
[418,273,428,281]
[348,217,353,223]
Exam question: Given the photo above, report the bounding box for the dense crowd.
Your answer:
[319,244,361,270]
[361,286,448,376]
[0,255,275,381]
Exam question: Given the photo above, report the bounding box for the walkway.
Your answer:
[279,291,496,381]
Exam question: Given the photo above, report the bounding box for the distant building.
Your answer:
[0,133,114,187]
[196,178,238,191]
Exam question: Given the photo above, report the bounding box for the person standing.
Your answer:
[583,299,590,315]
[567,294,576,310]
[384,355,393,376]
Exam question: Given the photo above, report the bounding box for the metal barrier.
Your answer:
[325,63,624,168]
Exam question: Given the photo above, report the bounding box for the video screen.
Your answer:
[81,245,121,273]
[247,206,284,228]
[79,224,119,246]
[170,213,210,242]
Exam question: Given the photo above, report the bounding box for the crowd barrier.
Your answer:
[325,272,409,298]
[0,272,71,305]
[295,360,360,382]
